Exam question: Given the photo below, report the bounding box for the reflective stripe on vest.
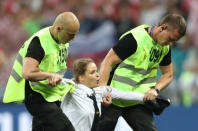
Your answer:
[11,69,22,82]
[113,74,156,87]
[119,62,157,75]
[16,53,23,65]
[10,54,23,82]
[113,62,157,87]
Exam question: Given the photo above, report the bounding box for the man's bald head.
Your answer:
[50,12,80,44]
[53,12,80,34]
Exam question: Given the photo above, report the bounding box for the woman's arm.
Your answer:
[101,86,144,102]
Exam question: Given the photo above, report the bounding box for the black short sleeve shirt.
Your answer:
[25,36,45,63]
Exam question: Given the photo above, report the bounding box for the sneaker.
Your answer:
[144,96,171,115]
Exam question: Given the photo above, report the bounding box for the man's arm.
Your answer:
[156,63,173,91]
[22,37,61,86]
[22,57,62,86]
[99,49,122,86]
[100,34,137,86]
[144,63,173,101]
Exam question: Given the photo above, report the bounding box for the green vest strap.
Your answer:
[10,69,23,82]
[119,62,157,75]
[16,53,23,65]
[113,74,156,87]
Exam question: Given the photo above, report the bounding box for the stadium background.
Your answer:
[0,0,198,130]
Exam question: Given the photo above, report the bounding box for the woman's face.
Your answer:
[80,62,100,88]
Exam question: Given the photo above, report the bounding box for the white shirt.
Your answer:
[60,79,144,131]
[61,84,103,131]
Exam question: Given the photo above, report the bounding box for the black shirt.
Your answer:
[26,36,45,63]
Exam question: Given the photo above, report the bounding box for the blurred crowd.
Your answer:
[0,0,198,106]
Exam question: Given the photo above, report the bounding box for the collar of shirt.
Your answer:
[76,84,94,96]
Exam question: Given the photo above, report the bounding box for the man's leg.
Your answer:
[31,117,43,131]
[123,104,157,131]
[97,104,122,131]
[25,84,75,131]
[26,101,75,131]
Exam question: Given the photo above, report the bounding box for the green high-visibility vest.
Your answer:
[111,25,169,107]
[3,27,74,103]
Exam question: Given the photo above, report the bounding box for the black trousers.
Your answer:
[24,81,75,131]
[97,104,157,131]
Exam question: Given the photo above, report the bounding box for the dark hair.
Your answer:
[73,58,94,83]
[159,14,186,37]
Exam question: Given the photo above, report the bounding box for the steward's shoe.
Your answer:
[144,96,171,115]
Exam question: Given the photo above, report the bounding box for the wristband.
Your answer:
[151,86,159,93]
[154,88,160,93]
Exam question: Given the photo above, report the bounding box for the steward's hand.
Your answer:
[48,73,62,86]
[143,88,158,101]
[102,93,112,107]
